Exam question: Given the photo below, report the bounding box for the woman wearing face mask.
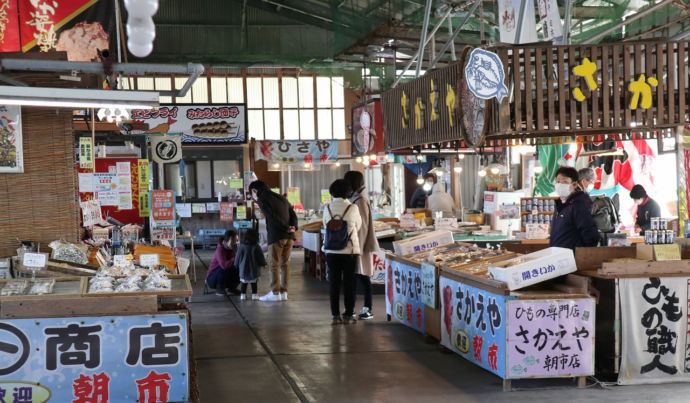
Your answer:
[410,172,436,208]
[206,229,241,296]
[550,167,600,249]
[630,184,660,234]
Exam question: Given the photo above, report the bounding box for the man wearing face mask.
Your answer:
[630,184,660,234]
[578,168,596,193]
[550,167,600,249]
[410,172,436,208]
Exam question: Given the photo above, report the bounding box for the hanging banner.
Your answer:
[385,257,425,334]
[537,0,563,41]
[150,134,182,164]
[420,262,436,308]
[0,105,22,173]
[619,277,689,385]
[352,100,384,157]
[0,312,189,402]
[439,275,507,377]
[79,137,93,169]
[0,0,20,52]
[506,299,595,378]
[255,140,339,165]
[19,0,115,61]
[137,159,149,189]
[127,105,247,144]
[150,190,175,241]
[138,192,149,217]
[498,0,538,44]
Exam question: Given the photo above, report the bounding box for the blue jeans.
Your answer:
[207,268,239,292]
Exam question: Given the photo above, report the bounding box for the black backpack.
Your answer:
[590,195,620,234]
[324,204,353,250]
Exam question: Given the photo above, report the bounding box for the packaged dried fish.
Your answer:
[29,279,56,295]
[1,280,29,296]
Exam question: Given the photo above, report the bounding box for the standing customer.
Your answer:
[630,184,661,234]
[550,167,600,249]
[323,179,362,324]
[248,180,298,302]
[206,229,241,296]
[235,228,267,301]
[344,170,379,320]
[578,168,596,193]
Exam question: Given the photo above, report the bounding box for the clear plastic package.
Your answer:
[1,280,29,296]
[143,269,171,291]
[28,279,56,295]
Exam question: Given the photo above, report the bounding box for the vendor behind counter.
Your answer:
[550,167,600,250]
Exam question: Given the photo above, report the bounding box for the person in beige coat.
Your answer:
[344,171,380,320]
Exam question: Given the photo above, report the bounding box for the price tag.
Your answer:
[23,253,47,269]
[139,254,160,267]
[113,255,128,266]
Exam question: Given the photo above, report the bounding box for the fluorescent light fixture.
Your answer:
[0,86,159,109]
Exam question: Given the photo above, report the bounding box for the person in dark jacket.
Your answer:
[248,180,298,302]
[409,172,436,208]
[206,230,241,296]
[630,184,661,234]
[235,228,267,301]
[550,167,600,249]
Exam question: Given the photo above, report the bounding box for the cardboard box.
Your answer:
[393,230,454,256]
[488,247,577,290]
[636,243,681,261]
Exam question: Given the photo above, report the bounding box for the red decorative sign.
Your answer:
[151,190,175,222]
[0,0,20,52]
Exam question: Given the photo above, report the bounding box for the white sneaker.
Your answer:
[259,292,281,302]
[280,292,288,301]
[252,294,260,301]
[240,294,247,301]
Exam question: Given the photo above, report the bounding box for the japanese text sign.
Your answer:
[220,202,234,222]
[506,299,595,378]
[255,140,339,165]
[0,312,189,402]
[79,137,93,169]
[420,262,436,308]
[385,258,426,334]
[139,254,159,268]
[22,252,46,269]
[370,251,386,285]
[439,275,507,378]
[151,190,174,222]
[619,277,690,385]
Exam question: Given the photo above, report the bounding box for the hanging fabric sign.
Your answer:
[79,137,93,169]
[619,277,690,385]
[255,140,338,165]
[537,0,563,41]
[498,0,538,44]
[150,134,182,164]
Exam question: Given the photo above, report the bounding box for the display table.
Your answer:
[302,231,325,280]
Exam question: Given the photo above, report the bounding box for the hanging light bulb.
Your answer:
[272,163,280,169]
[458,154,465,160]
[369,154,376,161]
[335,161,341,167]
[416,175,424,185]
[304,162,312,169]
[423,182,433,191]
[355,156,363,163]
[478,169,487,177]
[534,166,544,174]
[454,166,463,173]
[490,167,500,175]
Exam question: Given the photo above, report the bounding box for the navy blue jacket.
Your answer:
[635,197,661,233]
[550,190,600,250]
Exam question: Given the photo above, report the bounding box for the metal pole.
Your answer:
[448,17,457,62]
[585,0,674,43]
[428,0,481,70]
[415,0,434,77]
[563,0,573,44]
[514,0,530,44]
[393,6,453,86]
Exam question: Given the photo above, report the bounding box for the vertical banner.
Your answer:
[0,105,22,173]
[138,192,149,217]
[506,299,595,378]
[385,258,425,334]
[439,275,507,378]
[137,159,150,190]
[0,0,20,52]
[619,277,689,384]
[150,190,175,241]
[420,262,436,308]
[498,0,538,44]
[79,137,93,169]
[537,0,563,41]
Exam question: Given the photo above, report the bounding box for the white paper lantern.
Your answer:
[127,17,156,43]
[128,40,153,58]
[124,0,158,17]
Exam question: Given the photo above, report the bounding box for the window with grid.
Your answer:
[134,75,345,140]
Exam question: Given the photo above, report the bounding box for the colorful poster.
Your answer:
[619,277,690,385]
[385,258,425,334]
[191,203,206,214]
[151,190,175,222]
[0,312,189,402]
[0,0,20,52]
[137,159,150,189]
[175,203,192,218]
[351,100,384,157]
[370,251,386,285]
[93,173,116,192]
[229,178,244,189]
[138,192,149,217]
[420,262,436,308]
[79,137,93,169]
[255,140,339,165]
[80,199,103,227]
[236,205,246,220]
[0,105,22,173]
[439,275,508,377]
[320,189,331,205]
[506,299,595,378]
[127,105,247,144]
[220,202,233,222]
[287,187,300,206]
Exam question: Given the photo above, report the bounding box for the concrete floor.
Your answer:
[188,249,690,403]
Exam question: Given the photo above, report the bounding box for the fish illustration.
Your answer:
[523,356,537,366]
[464,48,509,102]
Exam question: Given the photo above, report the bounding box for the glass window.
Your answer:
[264,110,281,140]
[299,110,315,139]
[283,110,299,140]
[137,77,154,90]
[165,162,196,198]
[175,77,192,103]
[316,77,332,108]
[213,160,241,196]
[248,110,264,140]
[298,77,314,108]
[228,77,244,103]
[192,77,209,104]
[262,77,279,108]
[333,109,345,139]
[196,160,212,198]
[246,77,263,108]
[282,77,298,108]
[332,77,345,108]
[155,77,172,104]
[210,77,227,104]
[317,109,332,139]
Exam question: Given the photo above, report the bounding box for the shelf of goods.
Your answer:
[385,242,595,390]
[520,197,558,231]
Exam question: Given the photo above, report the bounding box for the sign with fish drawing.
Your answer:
[464,48,508,102]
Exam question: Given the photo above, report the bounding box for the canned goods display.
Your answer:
[658,230,666,244]
[660,218,668,230]
[651,218,659,231]
[667,230,675,244]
